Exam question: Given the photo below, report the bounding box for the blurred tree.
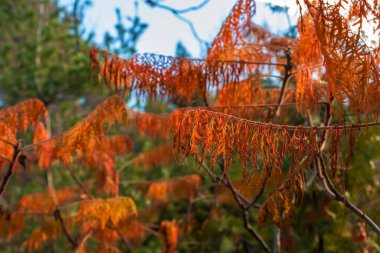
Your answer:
[103,2,148,58]
[0,0,93,106]
[175,41,191,58]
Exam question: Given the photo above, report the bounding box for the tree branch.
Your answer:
[65,165,93,199]
[273,226,281,253]
[219,161,272,253]
[245,167,270,210]
[195,157,256,207]
[274,48,293,117]
[72,0,81,51]
[311,98,380,235]
[241,208,272,253]
[46,167,78,247]
[146,0,210,14]
[0,143,20,197]
[145,0,209,47]
[0,138,17,147]
[316,155,380,235]
[54,208,77,247]
[109,221,133,253]
[190,109,380,131]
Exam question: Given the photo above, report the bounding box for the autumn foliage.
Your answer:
[1,0,380,252]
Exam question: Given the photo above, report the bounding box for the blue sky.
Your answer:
[60,0,299,57]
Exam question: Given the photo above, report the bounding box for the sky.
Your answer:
[59,0,300,57]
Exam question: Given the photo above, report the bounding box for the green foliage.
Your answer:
[104,5,148,57]
[0,0,93,106]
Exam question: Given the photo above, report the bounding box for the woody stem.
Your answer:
[0,143,21,197]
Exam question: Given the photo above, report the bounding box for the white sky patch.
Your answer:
[59,0,378,56]
[59,0,300,57]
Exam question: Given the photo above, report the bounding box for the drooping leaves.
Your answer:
[297,0,380,119]
[159,220,179,253]
[214,78,293,107]
[133,142,175,171]
[174,109,360,182]
[208,0,256,59]
[0,210,25,241]
[145,174,202,203]
[0,98,48,137]
[48,96,127,164]
[83,135,133,195]
[91,48,270,103]
[126,109,170,139]
[77,196,137,229]
[24,216,77,252]
[0,99,48,170]
[17,186,82,214]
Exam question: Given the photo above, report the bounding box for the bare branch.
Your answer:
[109,222,133,253]
[219,161,271,253]
[316,155,380,235]
[145,0,209,47]
[75,229,93,252]
[309,97,380,235]
[0,144,20,197]
[72,0,81,51]
[195,157,256,208]
[0,138,17,147]
[54,208,77,247]
[245,168,270,210]
[173,14,209,47]
[222,164,246,209]
[273,226,281,253]
[145,0,210,14]
[65,165,94,199]
[274,48,293,117]
[241,209,272,253]
[46,166,78,247]
[188,109,380,131]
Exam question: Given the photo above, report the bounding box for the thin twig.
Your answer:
[273,226,281,253]
[54,208,77,247]
[0,144,20,197]
[142,224,160,236]
[241,208,272,253]
[310,97,380,235]
[245,168,270,210]
[89,236,122,252]
[99,47,288,67]
[65,166,93,199]
[0,138,17,147]
[303,110,318,189]
[223,167,245,209]
[184,198,193,233]
[20,133,62,151]
[118,156,139,172]
[195,157,256,208]
[146,0,210,14]
[186,109,380,131]
[219,162,271,253]
[47,167,78,248]
[274,48,293,117]
[145,0,209,47]
[75,229,93,251]
[109,222,133,253]
[72,0,81,51]
[316,155,380,235]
